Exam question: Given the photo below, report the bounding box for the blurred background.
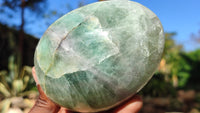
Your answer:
[0,0,199,113]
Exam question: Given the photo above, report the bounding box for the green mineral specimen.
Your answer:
[34,0,164,112]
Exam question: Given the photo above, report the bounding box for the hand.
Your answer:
[29,67,143,113]
[29,67,61,113]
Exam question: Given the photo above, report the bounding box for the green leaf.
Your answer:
[0,70,10,91]
[0,99,11,113]
[8,55,16,82]
[0,82,11,97]
[22,75,30,90]
[12,80,23,95]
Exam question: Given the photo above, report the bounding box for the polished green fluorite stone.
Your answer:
[34,0,164,112]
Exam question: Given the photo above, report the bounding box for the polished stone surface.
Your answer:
[34,0,164,112]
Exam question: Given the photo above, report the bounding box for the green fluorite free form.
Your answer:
[34,0,164,112]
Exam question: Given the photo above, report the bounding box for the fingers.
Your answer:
[29,84,61,113]
[58,107,67,113]
[112,95,143,113]
[58,107,73,113]
[32,67,39,85]
[31,67,64,113]
[36,85,48,100]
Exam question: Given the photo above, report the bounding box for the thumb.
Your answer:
[32,67,39,85]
